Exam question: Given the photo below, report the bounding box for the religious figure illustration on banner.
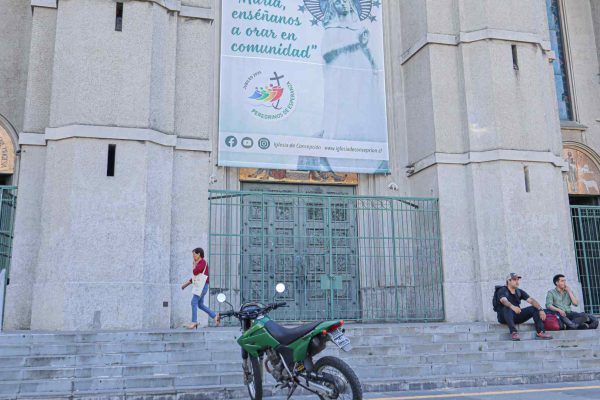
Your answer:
[297,0,388,174]
[218,0,389,174]
[563,147,600,195]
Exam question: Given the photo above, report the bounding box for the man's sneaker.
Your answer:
[536,332,553,340]
[511,332,520,341]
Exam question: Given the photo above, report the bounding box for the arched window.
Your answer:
[546,0,574,121]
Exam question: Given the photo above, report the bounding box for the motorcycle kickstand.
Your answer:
[286,383,298,400]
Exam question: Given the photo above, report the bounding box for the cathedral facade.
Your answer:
[1,0,599,330]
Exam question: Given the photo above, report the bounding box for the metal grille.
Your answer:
[571,206,600,314]
[208,190,444,323]
[0,186,17,331]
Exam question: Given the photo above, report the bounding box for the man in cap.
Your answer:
[496,273,553,341]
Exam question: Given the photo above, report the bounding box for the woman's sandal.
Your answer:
[214,314,221,327]
[184,322,199,330]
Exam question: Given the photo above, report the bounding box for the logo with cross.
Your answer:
[244,71,297,121]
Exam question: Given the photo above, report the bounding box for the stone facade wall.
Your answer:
[1,0,598,329]
[0,0,31,134]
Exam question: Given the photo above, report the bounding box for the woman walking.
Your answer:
[184,248,220,329]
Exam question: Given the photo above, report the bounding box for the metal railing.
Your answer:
[0,186,17,331]
[571,205,600,314]
[208,190,444,323]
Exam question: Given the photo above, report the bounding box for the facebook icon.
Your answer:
[225,136,238,148]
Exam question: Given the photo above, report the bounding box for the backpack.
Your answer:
[492,285,521,312]
[492,285,504,312]
[543,313,561,331]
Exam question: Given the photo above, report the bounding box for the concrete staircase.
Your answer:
[1,322,600,399]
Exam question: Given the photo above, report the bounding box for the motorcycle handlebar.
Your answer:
[221,302,288,320]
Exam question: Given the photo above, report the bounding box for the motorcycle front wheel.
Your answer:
[244,356,263,400]
[315,356,362,400]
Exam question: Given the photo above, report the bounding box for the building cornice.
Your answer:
[30,0,214,20]
[180,5,214,20]
[410,149,567,176]
[401,29,552,65]
[19,125,212,152]
[31,0,57,8]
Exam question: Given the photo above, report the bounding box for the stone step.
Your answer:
[2,368,600,400]
[1,340,597,370]
[1,328,596,357]
[0,333,597,369]
[362,368,600,393]
[0,344,596,378]
[0,330,239,346]
[1,323,599,399]
[2,353,600,389]
[0,321,546,345]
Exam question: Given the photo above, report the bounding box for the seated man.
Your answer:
[496,273,553,341]
[546,274,597,329]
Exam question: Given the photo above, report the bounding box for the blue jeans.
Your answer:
[192,283,216,322]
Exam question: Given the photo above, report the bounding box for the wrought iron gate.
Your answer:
[240,184,359,321]
[0,186,17,331]
[571,206,600,314]
[208,189,444,323]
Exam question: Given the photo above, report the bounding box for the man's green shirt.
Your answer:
[545,288,576,312]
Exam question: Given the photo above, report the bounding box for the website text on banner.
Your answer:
[218,0,389,174]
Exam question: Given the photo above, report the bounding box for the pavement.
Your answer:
[271,381,600,399]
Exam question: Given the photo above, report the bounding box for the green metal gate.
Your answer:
[208,189,444,323]
[0,186,17,331]
[239,183,360,321]
[571,205,600,314]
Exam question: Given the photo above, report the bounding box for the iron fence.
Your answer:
[571,206,600,314]
[0,186,17,331]
[208,189,444,323]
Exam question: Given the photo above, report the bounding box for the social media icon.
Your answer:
[258,138,271,150]
[242,137,254,148]
[225,136,238,148]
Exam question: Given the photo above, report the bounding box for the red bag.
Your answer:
[544,314,561,331]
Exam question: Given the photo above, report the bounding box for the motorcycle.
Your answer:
[217,283,362,399]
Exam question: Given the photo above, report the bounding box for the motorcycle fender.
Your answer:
[288,320,344,363]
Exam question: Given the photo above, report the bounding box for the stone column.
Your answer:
[15,0,179,330]
[400,0,579,321]
[4,3,56,330]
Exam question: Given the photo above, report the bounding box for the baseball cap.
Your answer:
[506,272,522,281]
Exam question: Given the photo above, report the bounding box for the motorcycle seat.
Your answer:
[264,320,323,345]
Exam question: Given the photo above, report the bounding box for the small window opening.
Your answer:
[524,166,530,192]
[107,144,116,177]
[512,45,519,70]
[115,2,123,32]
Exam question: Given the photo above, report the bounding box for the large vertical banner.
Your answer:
[219,0,389,174]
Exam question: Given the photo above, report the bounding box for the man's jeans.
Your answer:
[497,306,545,333]
[558,311,597,329]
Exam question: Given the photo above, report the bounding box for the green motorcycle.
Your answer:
[217,284,362,399]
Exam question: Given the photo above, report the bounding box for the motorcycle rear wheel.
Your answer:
[315,356,362,400]
[244,356,263,400]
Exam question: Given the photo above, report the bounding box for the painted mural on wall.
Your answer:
[240,168,358,185]
[0,126,15,175]
[564,147,600,195]
[218,0,389,174]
